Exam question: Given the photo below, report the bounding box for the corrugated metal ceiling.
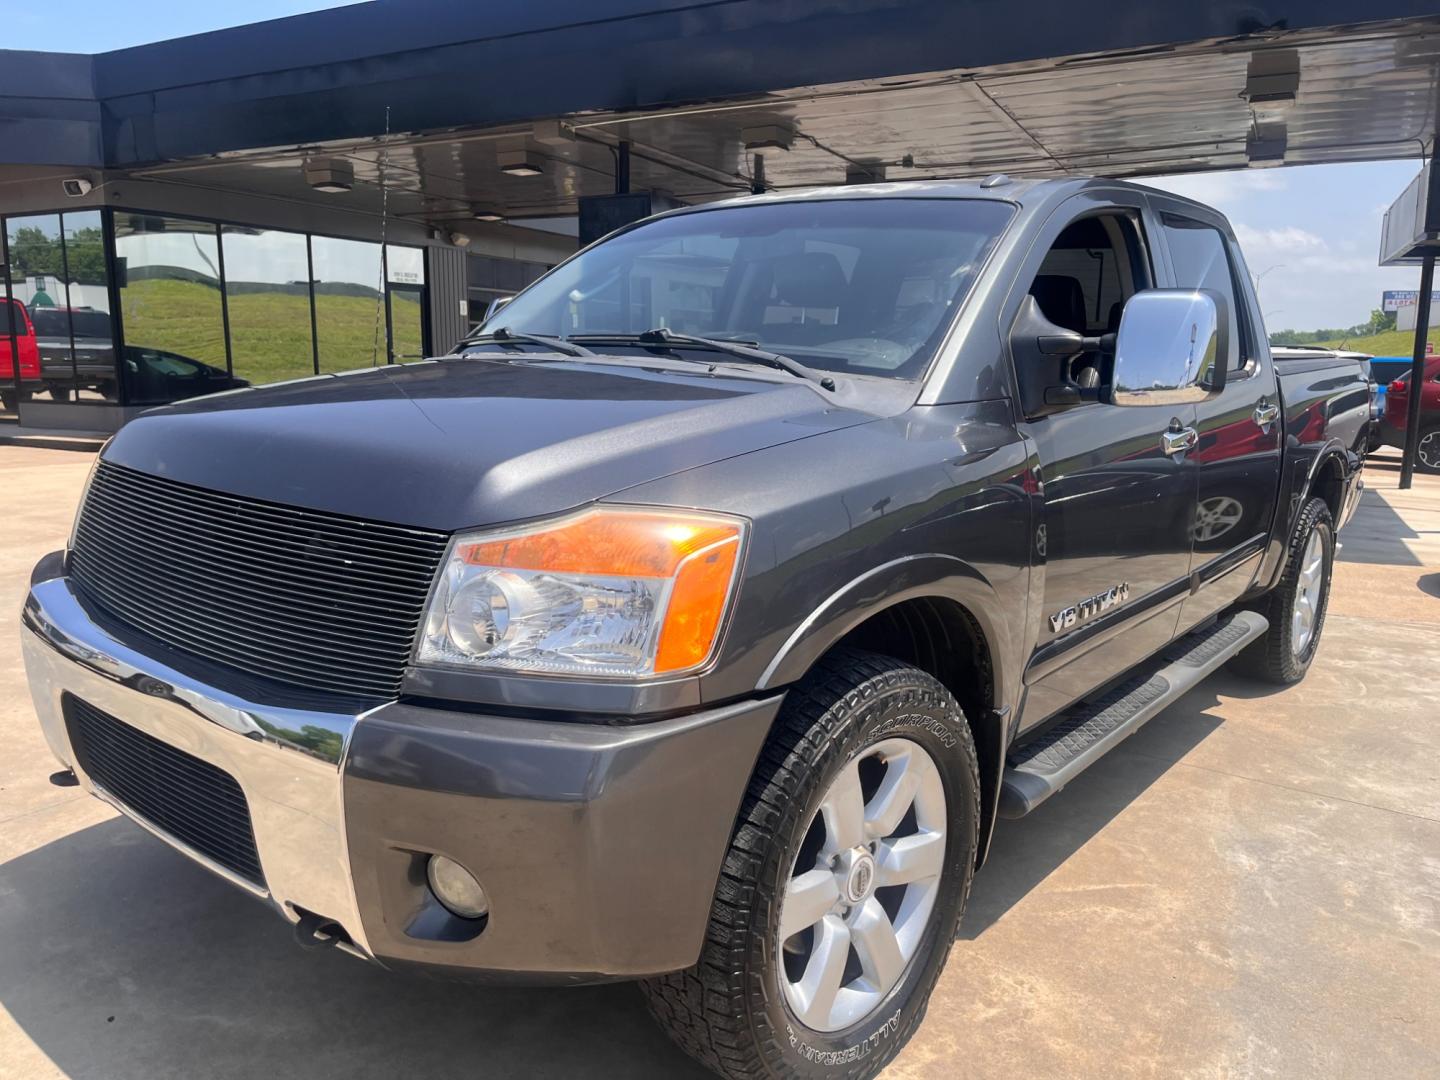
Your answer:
[127,17,1440,228]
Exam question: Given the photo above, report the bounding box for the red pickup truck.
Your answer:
[1379,354,1440,473]
[0,297,41,411]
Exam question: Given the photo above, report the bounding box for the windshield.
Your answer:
[487,198,1014,380]
[30,308,113,338]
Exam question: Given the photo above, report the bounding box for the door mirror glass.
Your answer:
[1108,289,1228,406]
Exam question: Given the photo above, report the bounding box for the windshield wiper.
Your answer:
[571,328,837,391]
[457,326,596,358]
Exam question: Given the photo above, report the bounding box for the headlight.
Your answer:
[417,507,746,678]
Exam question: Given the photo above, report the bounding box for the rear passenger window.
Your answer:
[1161,213,1248,371]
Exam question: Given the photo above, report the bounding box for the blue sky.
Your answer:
[1140,161,1425,334]
[0,0,360,50]
[3,0,1427,334]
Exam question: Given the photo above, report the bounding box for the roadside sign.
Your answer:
[1383,289,1440,311]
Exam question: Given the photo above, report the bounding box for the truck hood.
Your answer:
[103,356,881,531]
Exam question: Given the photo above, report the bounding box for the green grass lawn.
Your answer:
[1307,328,1426,356]
[121,278,425,386]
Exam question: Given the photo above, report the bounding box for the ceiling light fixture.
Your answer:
[303,158,354,193]
[1242,49,1300,109]
[498,149,546,177]
[742,123,794,151]
[473,209,504,222]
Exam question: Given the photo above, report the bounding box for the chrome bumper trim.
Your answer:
[21,573,373,956]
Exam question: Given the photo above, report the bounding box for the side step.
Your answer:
[998,610,1268,818]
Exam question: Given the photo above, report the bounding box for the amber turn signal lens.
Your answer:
[656,532,742,673]
[459,510,739,578]
[451,509,745,675]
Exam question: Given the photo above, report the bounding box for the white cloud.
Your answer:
[1137,170,1288,205]
[1232,223,1326,257]
[1135,164,1424,333]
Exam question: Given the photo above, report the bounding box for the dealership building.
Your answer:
[1,0,1438,432]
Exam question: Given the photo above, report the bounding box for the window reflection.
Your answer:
[0,269,29,420]
[312,236,386,373]
[62,211,117,403]
[387,245,426,362]
[6,214,76,403]
[114,214,227,399]
[3,209,436,411]
[222,226,314,385]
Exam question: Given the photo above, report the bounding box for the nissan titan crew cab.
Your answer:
[23,179,1370,1079]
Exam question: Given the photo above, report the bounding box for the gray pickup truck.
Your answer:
[23,178,1370,1079]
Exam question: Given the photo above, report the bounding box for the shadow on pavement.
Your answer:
[0,676,1261,1074]
[0,819,709,1080]
[1337,487,1423,567]
[961,682,1228,939]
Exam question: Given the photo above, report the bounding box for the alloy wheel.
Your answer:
[1291,528,1326,656]
[1194,495,1245,542]
[1419,430,1440,472]
[777,737,946,1033]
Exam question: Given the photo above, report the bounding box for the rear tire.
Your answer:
[641,649,980,1080]
[1232,496,1335,685]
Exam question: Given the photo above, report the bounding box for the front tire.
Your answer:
[642,649,980,1080]
[1233,496,1335,684]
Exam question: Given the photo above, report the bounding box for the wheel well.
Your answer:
[1312,455,1345,521]
[826,596,1001,865]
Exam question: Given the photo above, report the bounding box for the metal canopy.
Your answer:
[2,2,1439,230]
[113,15,1440,233]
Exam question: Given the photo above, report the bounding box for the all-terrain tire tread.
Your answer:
[640,648,980,1080]
[1232,497,1333,685]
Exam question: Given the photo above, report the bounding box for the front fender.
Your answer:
[755,553,1017,869]
[756,553,1014,711]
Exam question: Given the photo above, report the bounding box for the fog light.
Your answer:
[426,855,489,919]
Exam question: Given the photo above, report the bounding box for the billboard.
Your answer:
[1382,289,1440,312]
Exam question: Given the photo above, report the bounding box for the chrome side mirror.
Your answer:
[1107,289,1228,406]
[484,296,514,322]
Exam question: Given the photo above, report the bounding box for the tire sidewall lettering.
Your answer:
[761,674,976,1075]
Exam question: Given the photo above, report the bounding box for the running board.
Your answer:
[998,610,1268,818]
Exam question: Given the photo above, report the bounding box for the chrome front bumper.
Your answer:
[21,571,374,957]
[23,562,785,980]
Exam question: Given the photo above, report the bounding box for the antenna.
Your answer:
[372,105,392,368]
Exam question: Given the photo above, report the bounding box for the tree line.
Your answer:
[1268,308,1396,345]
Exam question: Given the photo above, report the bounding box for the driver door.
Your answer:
[1013,196,1199,731]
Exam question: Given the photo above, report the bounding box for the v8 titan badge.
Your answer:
[1049,582,1130,633]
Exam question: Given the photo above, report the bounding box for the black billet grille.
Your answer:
[68,461,450,701]
[64,695,265,886]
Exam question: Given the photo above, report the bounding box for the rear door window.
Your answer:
[1160,213,1248,372]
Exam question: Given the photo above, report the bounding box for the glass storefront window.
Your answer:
[114,213,228,404]
[62,211,118,403]
[3,208,435,411]
[221,226,315,385]
[312,236,386,374]
[6,214,74,404]
[386,244,426,362]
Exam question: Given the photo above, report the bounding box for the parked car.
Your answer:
[120,345,250,404]
[0,296,42,410]
[22,178,1370,1080]
[1377,353,1440,472]
[29,306,119,402]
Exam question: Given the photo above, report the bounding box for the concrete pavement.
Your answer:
[1,446,1437,1079]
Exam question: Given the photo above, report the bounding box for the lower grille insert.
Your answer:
[64,695,265,887]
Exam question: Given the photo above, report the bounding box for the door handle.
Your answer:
[1253,400,1280,430]
[1162,426,1199,457]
